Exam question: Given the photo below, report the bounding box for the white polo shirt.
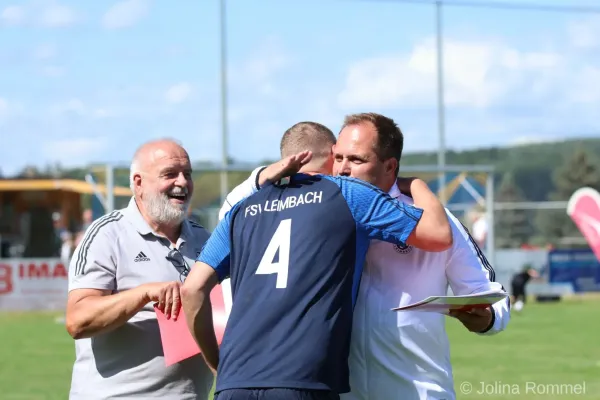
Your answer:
[68,197,214,400]
[342,184,509,400]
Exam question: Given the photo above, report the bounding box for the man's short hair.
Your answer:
[280,122,336,158]
[342,112,404,163]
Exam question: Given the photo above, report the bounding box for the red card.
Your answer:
[210,284,227,344]
[155,305,201,366]
[155,285,228,366]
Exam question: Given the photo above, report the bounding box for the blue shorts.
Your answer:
[214,388,340,400]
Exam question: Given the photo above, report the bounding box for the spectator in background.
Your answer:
[65,138,214,399]
[81,208,93,229]
[52,211,67,256]
[470,208,488,249]
[60,231,75,264]
[510,265,540,312]
[75,208,93,248]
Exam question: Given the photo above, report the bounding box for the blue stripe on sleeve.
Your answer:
[324,175,423,246]
[197,204,239,281]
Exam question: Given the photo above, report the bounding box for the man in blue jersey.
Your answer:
[181,122,452,400]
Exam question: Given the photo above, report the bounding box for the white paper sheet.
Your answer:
[392,288,508,314]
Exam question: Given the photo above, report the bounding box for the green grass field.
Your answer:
[1,297,598,399]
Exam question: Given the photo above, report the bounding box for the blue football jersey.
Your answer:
[198,174,423,394]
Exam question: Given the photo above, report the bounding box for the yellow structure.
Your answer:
[0,178,130,236]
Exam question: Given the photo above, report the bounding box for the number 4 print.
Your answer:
[255,219,291,289]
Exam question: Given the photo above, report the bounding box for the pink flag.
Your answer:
[567,187,600,262]
[155,285,228,366]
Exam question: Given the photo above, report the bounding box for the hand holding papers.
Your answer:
[155,305,201,366]
[155,285,228,366]
[392,287,508,314]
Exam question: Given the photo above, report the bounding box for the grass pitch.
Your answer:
[1,297,598,399]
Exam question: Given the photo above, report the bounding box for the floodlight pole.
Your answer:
[219,0,229,204]
[105,164,114,213]
[435,0,447,204]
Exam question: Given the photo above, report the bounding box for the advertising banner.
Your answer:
[0,258,68,310]
[548,249,600,293]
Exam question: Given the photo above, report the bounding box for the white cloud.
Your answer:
[1,2,78,28]
[330,22,600,152]
[1,5,24,26]
[21,41,66,79]
[102,0,149,29]
[338,37,563,110]
[230,37,291,94]
[165,82,192,104]
[565,66,600,104]
[39,3,78,27]
[42,137,108,166]
[568,16,600,49]
[242,47,289,82]
[510,136,557,146]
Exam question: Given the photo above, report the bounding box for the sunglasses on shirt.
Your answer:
[165,248,190,283]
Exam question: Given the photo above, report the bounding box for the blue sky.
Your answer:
[1,0,599,176]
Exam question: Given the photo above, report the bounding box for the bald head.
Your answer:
[130,139,189,190]
[280,122,336,172]
[129,138,193,227]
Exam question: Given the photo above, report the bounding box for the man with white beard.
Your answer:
[65,139,214,399]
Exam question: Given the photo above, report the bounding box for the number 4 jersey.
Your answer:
[197,173,424,394]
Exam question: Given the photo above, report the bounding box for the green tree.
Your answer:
[495,172,530,248]
[535,148,600,246]
[17,165,43,178]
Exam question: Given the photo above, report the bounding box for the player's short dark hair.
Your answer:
[342,112,404,164]
[280,121,336,158]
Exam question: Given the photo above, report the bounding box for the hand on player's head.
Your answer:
[263,150,313,183]
[287,150,313,170]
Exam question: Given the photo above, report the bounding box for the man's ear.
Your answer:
[133,173,142,193]
[384,158,398,176]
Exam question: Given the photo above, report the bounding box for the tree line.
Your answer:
[400,138,600,248]
[8,137,600,248]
